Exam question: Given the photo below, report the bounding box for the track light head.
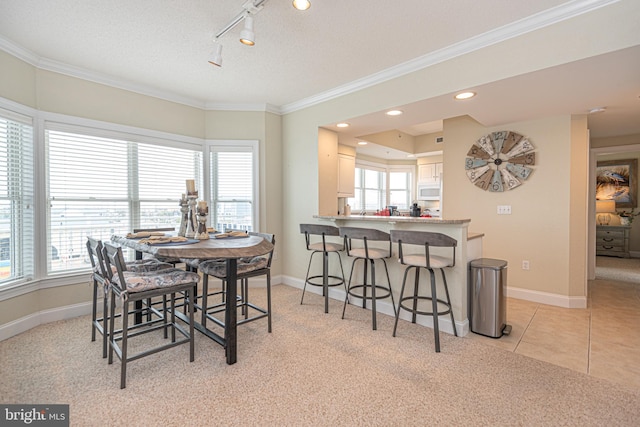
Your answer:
[239,15,255,46]
[208,42,223,67]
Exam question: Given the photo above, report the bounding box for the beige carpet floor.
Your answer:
[1,284,639,426]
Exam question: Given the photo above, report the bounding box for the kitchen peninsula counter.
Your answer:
[314,215,470,224]
[313,214,482,336]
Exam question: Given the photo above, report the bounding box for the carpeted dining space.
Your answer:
[1,284,639,426]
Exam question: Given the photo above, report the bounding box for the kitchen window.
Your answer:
[348,161,412,211]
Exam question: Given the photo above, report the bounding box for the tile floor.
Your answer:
[467,277,640,390]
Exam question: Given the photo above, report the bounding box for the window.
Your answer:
[46,126,202,274]
[388,167,413,209]
[208,142,258,232]
[349,161,413,211]
[0,110,34,285]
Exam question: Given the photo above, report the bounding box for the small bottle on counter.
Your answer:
[345,204,351,216]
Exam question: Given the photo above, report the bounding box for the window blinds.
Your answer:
[46,128,202,273]
[210,147,254,232]
[0,110,34,285]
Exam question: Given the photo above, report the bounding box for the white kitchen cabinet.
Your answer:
[337,154,355,197]
[418,163,442,185]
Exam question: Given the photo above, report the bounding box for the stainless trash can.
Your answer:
[468,258,511,338]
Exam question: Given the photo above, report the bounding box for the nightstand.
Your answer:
[596,225,631,258]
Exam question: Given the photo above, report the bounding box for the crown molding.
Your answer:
[0,0,619,115]
[280,0,620,114]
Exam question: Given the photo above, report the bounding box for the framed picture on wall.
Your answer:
[596,158,637,208]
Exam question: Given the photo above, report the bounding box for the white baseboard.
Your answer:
[506,286,587,308]
[12,273,584,342]
[281,275,469,336]
[0,301,93,342]
[0,275,286,342]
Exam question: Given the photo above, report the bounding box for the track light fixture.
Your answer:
[209,0,310,67]
[208,41,223,67]
[239,15,255,46]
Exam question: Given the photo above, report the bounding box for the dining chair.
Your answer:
[196,232,275,333]
[102,241,199,388]
[339,226,396,330]
[299,224,346,313]
[86,237,173,358]
[390,229,458,352]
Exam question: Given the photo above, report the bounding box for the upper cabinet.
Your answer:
[337,153,355,197]
[418,162,443,186]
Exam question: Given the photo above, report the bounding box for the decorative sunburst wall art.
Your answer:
[596,159,637,208]
[465,131,535,192]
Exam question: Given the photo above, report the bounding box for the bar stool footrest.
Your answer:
[305,275,345,288]
[347,284,393,301]
[398,295,452,317]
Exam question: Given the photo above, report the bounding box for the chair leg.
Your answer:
[381,258,396,317]
[102,286,109,359]
[393,266,412,337]
[201,274,209,328]
[301,251,318,305]
[266,272,272,333]
[429,269,441,353]
[171,293,176,343]
[441,269,457,337]
[342,258,359,319]
[412,268,420,324]
[107,289,117,365]
[120,300,129,389]
[335,251,347,294]
[187,289,195,362]
[91,279,98,342]
[370,259,377,330]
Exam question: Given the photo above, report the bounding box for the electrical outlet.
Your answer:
[522,260,530,270]
[497,205,512,215]
[273,250,278,260]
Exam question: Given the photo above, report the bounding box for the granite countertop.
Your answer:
[314,215,471,225]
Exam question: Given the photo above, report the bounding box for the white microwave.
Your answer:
[417,184,441,200]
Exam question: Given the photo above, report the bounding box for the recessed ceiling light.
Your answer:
[454,91,476,100]
[386,110,403,116]
[336,122,350,128]
[357,141,368,145]
[292,0,311,10]
[589,107,606,114]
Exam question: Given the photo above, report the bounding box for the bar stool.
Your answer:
[300,224,346,313]
[339,226,396,330]
[85,237,173,359]
[390,230,457,352]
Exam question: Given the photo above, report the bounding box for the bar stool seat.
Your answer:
[390,230,458,352]
[339,226,396,330]
[300,224,346,313]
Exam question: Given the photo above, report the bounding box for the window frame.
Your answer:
[350,159,414,212]
[204,140,260,233]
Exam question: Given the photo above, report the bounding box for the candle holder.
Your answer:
[195,207,210,240]
[178,196,189,237]
[185,192,198,238]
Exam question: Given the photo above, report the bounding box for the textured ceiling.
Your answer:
[0,0,638,141]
